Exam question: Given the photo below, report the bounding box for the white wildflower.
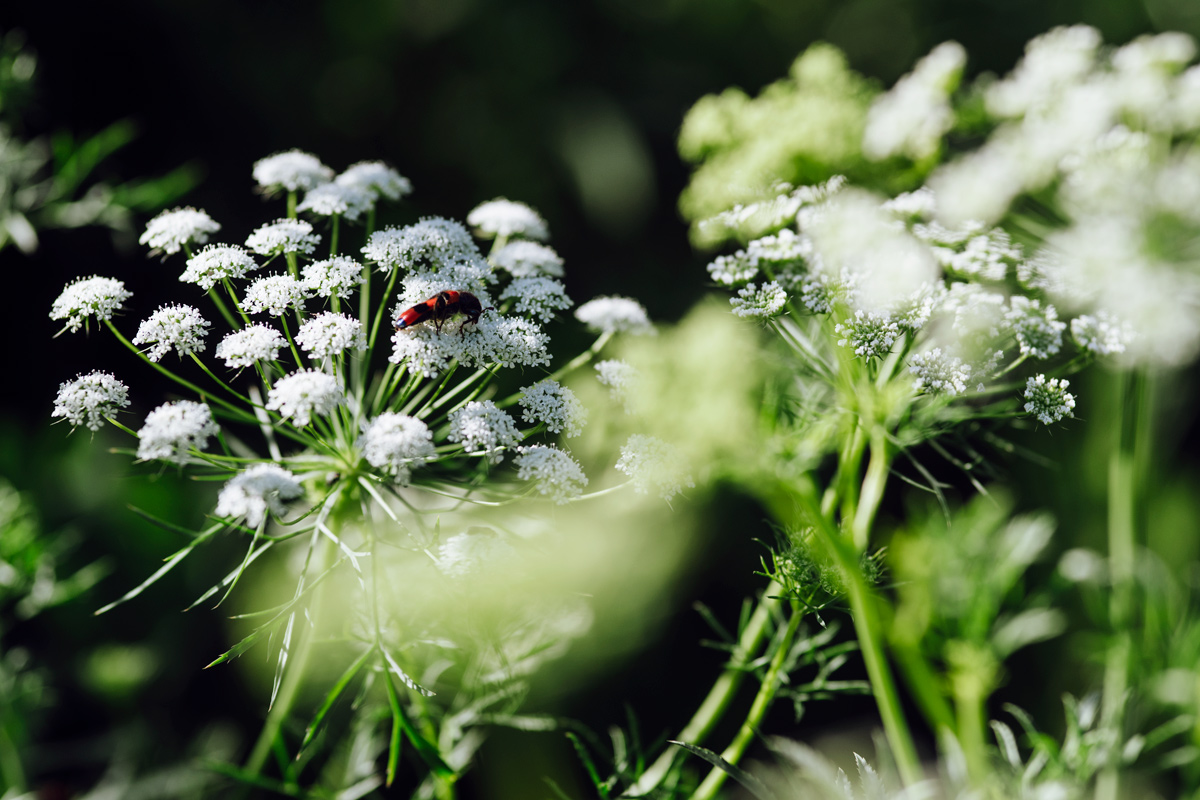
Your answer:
[215,324,287,368]
[1007,296,1066,359]
[985,25,1103,118]
[302,256,364,300]
[908,349,970,396]
[490,240,564,277]
[835,310,901,359]
[245,218,321,257]
[50,276,132,333]
[181,245,260,290]
[266,370,344,427]
[514,445,587,504]
[363,217,484,274]
[519,380,587,437]
[252,150,334,193]
[358,413,436,485]
[799,270,855,314]
[892,282,946,333]
[731,281,787,318]
[616,434,695,502]
[139,207,220,256]
[1071,312,1134,356]
[390,313,550,377]
[1024,374,1076,425]
[215,464,303,527]
[296,312,365,359]
[467,198,549,240]
[883,187,937,219]
[500,276,573,322]
[575,296,653,335]
[864,41,966,161]
[297,182,373,221]
[940,229,1023,282]
[437,530,516,578]
[595,360,639,412]
[136,400,218,464]
[336,161,412,201]
[941,282,1008,340]
[52,372,130,431]
[707,252,759,287]
[448,401,522,463]
[132,304,210,362]
[243,274,308,316]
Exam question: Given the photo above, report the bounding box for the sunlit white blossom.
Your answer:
[243,274,307,316]
[908,348,970,396]
[245,218,321,257]
[519,380,587,437]
[266,370,344,427]
[1070,312,1133,356]
[363,217,485,274]
[139,207,220,256]
[985,26,1103,118]
[297,182,373,221]
[940,283,1008,341]
[575,296,653,335]
[616,434,694,502]
[500,277,573,322]
[296,312,365,359]
[595,360,639,412]
[302,256,364,300]
[358,413,436,484]
[883,188,937,220]
[835,310,900,359]
[864,41,966,161]
[390,313,550,377]
[181,245,260,290]
[707,252,759,287]
[799,270,855,314]
[514,445,587,503]
[938,229,1023,282]
[253,150,334,193]
[490,240,564,277]
[1024,374,1076,425]
[448,401,522,463]
[52,371,129,431]
[731,281,788,318]
[136,400,218,464]
[132,304,210,362]
[1006,296,1066,359]
[892,282,946,333]
[467,198,549,240]
[215,324,287,368]
[437,530,516,578]
[335,161,412,201]
[50,276,132,333]
[215,464,303,527]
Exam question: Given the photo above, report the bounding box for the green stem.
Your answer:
[693,600,804,800]
[851,429,890,552]
[624,581,784,795]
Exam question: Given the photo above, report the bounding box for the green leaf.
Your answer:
[94,523,222,615]
[566,732,609,800]
[670,740,778,800]
[299,646,375,752]
[381,665,456,783]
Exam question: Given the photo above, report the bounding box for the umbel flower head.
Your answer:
[358,413,436,485]
[575,296,654,335]
[139,207,220,256]
[215,324,287,368]
[50,276,132,333]
[335,160,412,200]
[266,370,345,427]
[215,463,303,527]
[132,304,211,362]
[136,400,218,464]
[181,245,260,290]
[252,149,334,193]
[52,371,130,431]
[246,218,321,256]
[467,198,549,241]
[296,312,365,359]
[514,445,588,503]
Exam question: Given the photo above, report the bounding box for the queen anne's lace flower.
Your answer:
[707,252,759,287]
[467,198,549,240]
[437,530,516,578]
[448,401,522,463]
[266,370,344,427]
[136,400,218,464]
[336,161,412,200]
[615,435,695,502]
[246,218,321,257]
[575,296,653,335]
[358,413,436,485]
[908,348,970,396]
[938,229,1024,282]
[864,41,966,161]
[500,277,573,322]
[1071,312,1134,356]
[132,304,211,362]
[595,360,639,412]
[514,445,587,503]
[139,207,220,256]
[363,217,482,274]
[1006,296,1066,359]
[53,371,129,431]
[181,245,260,290]
[51,276,132,333]
[519,380,587,437]
[243,274,307,316]
[296,312,365,359]
[390,314,550,377]
[302,256,363,300]
[490,241,564,277]
[253,150,334,192]
[731,281,788,318]
[215,324,287,368]
[298,182,373,221]
[1024,374,1076,425]
[215,464,303,527]
[835,310,900,359]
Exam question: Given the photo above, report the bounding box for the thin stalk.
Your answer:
[692,600,804,800]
